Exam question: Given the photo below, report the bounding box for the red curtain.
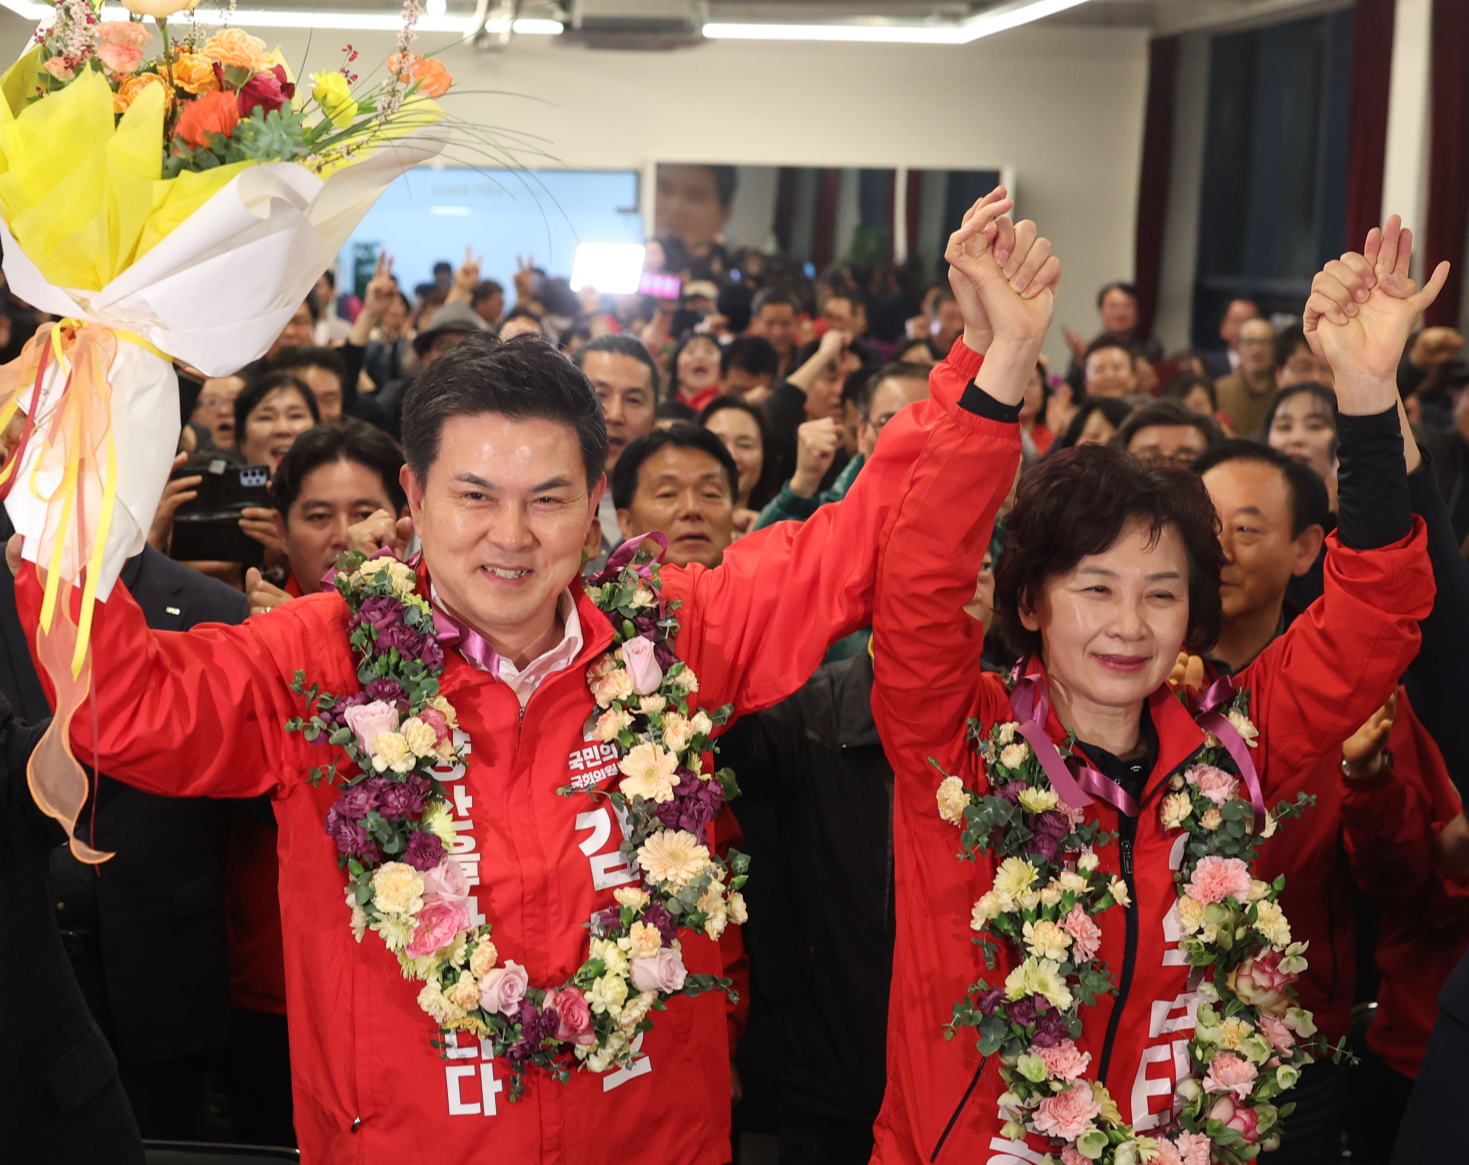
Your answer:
[1132,36,1177,341]
[1426,0,1469,326]
[1345,0,1396,250]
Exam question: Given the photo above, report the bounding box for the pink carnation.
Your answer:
[1186,763,1238,805]
[1035,1038,1091,1082]
[1185,854,1252,904]
[42,56,74,82]
[1060,1147,1088,1165]
[1061,903,1102,962]
[98,20,152,46]
[404,897,470,959]
[1031,1083,1101,1140]
[1153,1140,1183,1165]
[1256,1012,1296,1054]
[96,44,144,75]
[1204,1051,1258,1099]
[1174,1130,1212,1165]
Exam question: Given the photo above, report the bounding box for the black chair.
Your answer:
[144,1143,298,1165]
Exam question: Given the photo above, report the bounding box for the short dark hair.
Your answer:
[575,333,660,396]
[1164,371,1218,412]
[272,420,407,520]
[996,444,1226,657]
[269,346,348,388]
[720,335,779,380]
[611,423,739,511]
[1084,335,1136,367]
[1113,399,1224,454]
[1097,282,1139,311]
[401,332,608,489]
[1055,398,1132,450]
[716,283,754,335]
[473,280,504,304]
[1191,439,1330,537]
[751,287,800,316]
[656,399,698,424]
[699,395,781,509]
[235,371,321,440]
[1262,381,1337,436]
[857,361,930,416]
[893,337,939,363]
[1272,323,1309,371]
[303,288,321,322]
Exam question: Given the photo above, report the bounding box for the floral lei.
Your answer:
[934,683,1325,1165]
[286,538,748,1098]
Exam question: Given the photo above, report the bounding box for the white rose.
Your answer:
[690,710,713,737]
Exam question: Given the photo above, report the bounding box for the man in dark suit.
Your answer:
[0,687,145,1164]
[0,512,249,1140]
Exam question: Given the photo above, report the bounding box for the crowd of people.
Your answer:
[2,176,1468,1165]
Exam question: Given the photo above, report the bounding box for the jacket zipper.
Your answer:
[930,1055,987,1163]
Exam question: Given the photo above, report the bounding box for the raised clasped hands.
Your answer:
[943,184,1062,405]
[1304,216,1451,412]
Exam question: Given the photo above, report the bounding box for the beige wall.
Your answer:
[0,16,1150,368]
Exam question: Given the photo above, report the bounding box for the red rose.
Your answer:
[237,64,295,118]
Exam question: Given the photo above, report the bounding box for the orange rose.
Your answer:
[410,56,451,98]
[113,71,175,115]
[171,52,220,95]
[203,28,270,71]
[174,89,239,148]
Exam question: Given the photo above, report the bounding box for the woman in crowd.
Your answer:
[235,372,321,474]
[865,212,1444,1165]
[1164,370,1220,422]
[1053,396,1131,450]
[1266,381,1338,491]
[700,395,781,512]
[1019,362,1054,461]
[667,333,725,413]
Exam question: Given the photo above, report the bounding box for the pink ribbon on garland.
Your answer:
[1195,674,1268,835]
[595,531,668,584]
[1009,665,1141,819]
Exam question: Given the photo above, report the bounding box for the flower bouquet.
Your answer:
[0,0,452,860]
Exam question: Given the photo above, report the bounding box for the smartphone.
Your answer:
[639,272,682,300]
[168,455,271,566]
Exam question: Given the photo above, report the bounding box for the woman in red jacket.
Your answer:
[867,219,1446,1165]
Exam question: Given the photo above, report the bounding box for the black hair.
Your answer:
[610,423,739,511]
[1096,281,1139,311]
[996,444,1226,657]
[1054,398,1132,450]
[320,269,336,290]
[751,287,800,316]
[303,288,321,323]
[892,337,939,363]
[699,394,782,509]
[234,371,320,442]
[720,335,780,381]
[856,361,930,416]
[1262,381,1337,435]
[1272,323,1310,371]
[269,346,348,387]
[272,419,407,520]
[1191,439,1330,537]
[716,283,754,335]
[666,332,722,402]
[433,261,453,276]
[473,280,504,304]
[1164,371,1218,412]
[656,399,698,424]
[575,333,661,397]
[1113,399,1224,454]
[1084,335,1136,366]
[400,332,608,489]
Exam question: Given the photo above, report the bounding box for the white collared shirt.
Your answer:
[432,587,584,708]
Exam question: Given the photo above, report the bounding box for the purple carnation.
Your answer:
[1028,810,1069,863]
[639,901,677,945]
[591,906,622,936]
[378,623,430,661]
[994,781,1025,804]
[333,782,380,820]
[1031,1005,1069,1048]
[402,830,445,872]
[507,1004,560,1062]
[419,638,445,671]
[653,642,679,671]
[976,986,1005,1017]
[354,595,404,634]
[378,775,430,821]
[653,770,724,834]
[632,615,658,639]
[358,838,384,866]
[324,805,368,854]
[1006,993,1038,1027]
[364,679,408,708]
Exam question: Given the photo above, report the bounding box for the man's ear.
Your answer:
[616,509,635,542]
[271,510,287,542]
[1291,524,1327,578]
[401,463,423,521]
[589,473,607,514]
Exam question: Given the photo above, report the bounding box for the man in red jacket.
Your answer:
[866,219,1443,1165]
[7,193,1057,1165]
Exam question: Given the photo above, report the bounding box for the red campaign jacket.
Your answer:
[867,414,1435,1165]
[1342,686,1469,1079]
[18,338,987,1165]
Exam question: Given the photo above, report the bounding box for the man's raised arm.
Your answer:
[663,190,1050,718]
[9,542,347,801]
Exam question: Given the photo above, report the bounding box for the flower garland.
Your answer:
[286,539,748,1098]
[935,687,1320,1165]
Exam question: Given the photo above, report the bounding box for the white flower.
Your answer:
[936,776,972,825]
[697,883,728,940]
[594,668,636,708]
[971,892,1003,929]
[1039,884,1063,907]
[1227,710,1259,748]
[1023,919,1072,961]
[594,708,634,742]
[1249,878,1272,902]
[993,857,1039,904]
[636,830,711,888]
[374,913,415,952]
[1108,877,1131,907]
[590,937,630,979]
[1178,895,1206,934]
[639,694,667,715]
[627,921,663,958]
[1201,808,1223,831]
[416,980,465,1026]
[349,903,368,942]
[670,665,699,694]
[469,940,499,978]
[371,731,417,774]
[662,712,696,754]
[1056,871,1087,893]
[1077,851,1099,875]
[371,862,425,916]
[1018,889,1042,910]
[1263,811,1278,839]
[386,560,417,597]
[690,710,713,737]
[727,891,748,925]
[401,717,439,759]
[618,742,679,803]
[613,886,650,911]
[999,742,1031,770]
[996,722,1019,745]
[1160,791,1193,830]
[1017,787,1058,815]
[589,973,628,1016]
[629,585,657,609]
[1004,957,1073,1011]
